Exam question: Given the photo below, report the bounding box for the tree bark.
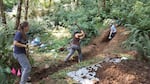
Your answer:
[24,0,29,21]
[0,0,7,25]
[97,0,101,15]
[75,0,79,6]
[103,0,106,10]
[15,0,23,30]
[49,0,52,8]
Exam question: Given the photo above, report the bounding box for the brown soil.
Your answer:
[96,60,150,84]
[31,60,76,83]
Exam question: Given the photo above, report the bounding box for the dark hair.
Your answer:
[73,30,80,36]
[18,21,29,40]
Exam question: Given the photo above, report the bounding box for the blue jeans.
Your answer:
[13,53,31,84]
[65,44,83,62]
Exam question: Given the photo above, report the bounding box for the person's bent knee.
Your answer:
[28,65,31,72]
[24,65,31,73]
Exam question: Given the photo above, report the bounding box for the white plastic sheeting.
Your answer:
[67,57,128,84]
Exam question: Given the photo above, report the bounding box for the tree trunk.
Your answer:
[0,0,7,25]
[49,0,52,8]
[103,0,106,10]
[15,0,23,30]
[24,0,29,21]
[75,0,79,6]
[97,0,101,15]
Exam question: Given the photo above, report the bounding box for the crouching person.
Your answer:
[108,22,117,40]
[65,30,85,63]
[13,21,31,84]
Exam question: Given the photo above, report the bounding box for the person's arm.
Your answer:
[109,30,112,38]
[14,32,27,48]
[75,30,85,39]
[109,26,113,39]
[13,40,27,48]
[79,30,85,39]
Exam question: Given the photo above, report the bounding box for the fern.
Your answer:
[123,28,150,61]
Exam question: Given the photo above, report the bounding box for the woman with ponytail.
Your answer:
[13,21,31,84]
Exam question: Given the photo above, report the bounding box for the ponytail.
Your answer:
[18,21,29,41]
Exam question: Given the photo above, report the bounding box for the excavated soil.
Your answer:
[31,60,76,83]
[97,60,150,84]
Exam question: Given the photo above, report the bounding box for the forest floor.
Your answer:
[15,27,150,84]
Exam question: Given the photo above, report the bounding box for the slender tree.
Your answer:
[0,0,7,25]
[74,0,79,6]
[49,0,52,8]
[24,0,29,21]
[103,0,106,10]
[15,0,23,30]
[97,0,101,15]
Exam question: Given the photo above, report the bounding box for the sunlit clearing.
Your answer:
[6,5,17,19]
[32,52,64,62]
[53,0,61,3]
[51,26,71,39]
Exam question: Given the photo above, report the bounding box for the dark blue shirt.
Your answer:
[14,31,27,54]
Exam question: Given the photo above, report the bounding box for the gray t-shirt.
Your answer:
[110,24,117,33]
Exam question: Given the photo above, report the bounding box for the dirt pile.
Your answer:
[97,60,150,84]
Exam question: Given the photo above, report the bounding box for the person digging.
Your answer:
[13,21,31,84]
[64,30,85,63]
[108,22,117,40]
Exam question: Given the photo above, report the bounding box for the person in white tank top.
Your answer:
[109,23,117,39]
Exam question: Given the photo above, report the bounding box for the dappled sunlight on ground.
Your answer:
[51,27,71,39]
[31,52,66,65]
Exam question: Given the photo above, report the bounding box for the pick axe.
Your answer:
[26,41,33,66]
[73,22,87,37]
[73,22,82,30]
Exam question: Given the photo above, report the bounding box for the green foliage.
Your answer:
[0,26,14,64]
[44,0,101,45]
[0,66,14,84]
[123,1,150,60]
[123,28,150,60]
[3,0,17,11]
[103,0,150,60]
[27,20,46,38]
[38,37,69,53]
[0,25,15,84]
[28,0,54,18]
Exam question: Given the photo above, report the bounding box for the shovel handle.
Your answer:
[74,22,82,30]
